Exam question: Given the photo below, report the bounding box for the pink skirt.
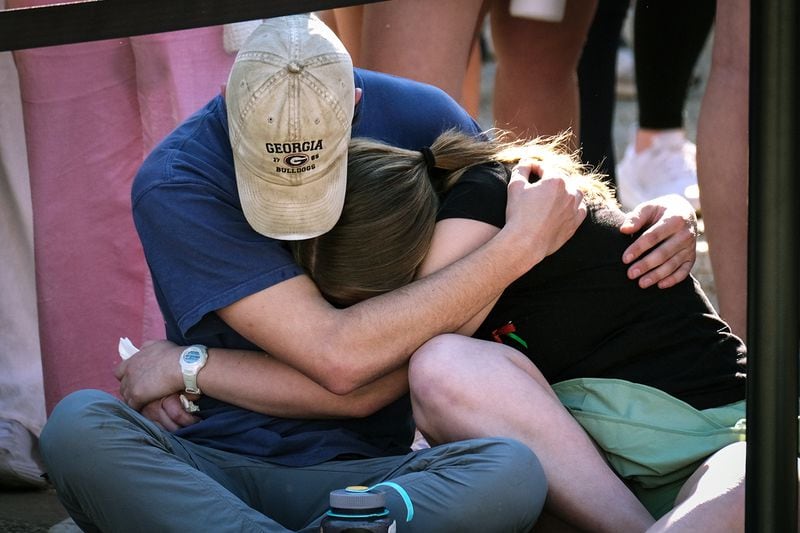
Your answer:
[11,2,236,411]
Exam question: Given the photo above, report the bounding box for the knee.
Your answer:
[408,334,468,403]
[409,334,471,384]
[40,389,123,471]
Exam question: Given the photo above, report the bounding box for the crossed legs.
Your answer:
[410,334,800,532]
[408,334,654,532]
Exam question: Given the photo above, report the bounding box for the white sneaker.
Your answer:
[617,129,701,212]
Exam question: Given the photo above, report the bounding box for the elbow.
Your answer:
[318,366,364,396]
[310,329,376,394]
[314,352,368,396]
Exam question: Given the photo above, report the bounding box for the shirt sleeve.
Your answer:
[437,163,508,228]
[133,153,304,340]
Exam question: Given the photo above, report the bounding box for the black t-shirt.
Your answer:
[438,164,746,410]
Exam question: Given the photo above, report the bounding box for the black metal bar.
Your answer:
[745,0,799,530]
[0,0,384,51]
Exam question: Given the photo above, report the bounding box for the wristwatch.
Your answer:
[179,345,208,394]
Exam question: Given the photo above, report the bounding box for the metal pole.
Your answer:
[746,0,799,530]
[0,0,386,51]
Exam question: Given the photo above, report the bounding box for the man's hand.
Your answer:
[620,194,698,289]
[505,159,587,270]
[140,393,201,432]
[115,340,185,411]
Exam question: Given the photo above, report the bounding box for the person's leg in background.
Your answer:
[316,7,364,66]
[490,0,598,143]
[577,0,631,188]
[11,0,236,412]
[616,0,716,211]
[359,0,486,105]
[0,9,47,487]
[323,4,486,121]
[12,34,163,412]
[461,35,486,119]
[130,27,235,153]
[695,0,748,341]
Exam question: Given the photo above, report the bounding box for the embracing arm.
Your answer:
[416,219,501,336]
[217,164,586,395]
[118,165,585,413]
[166,184,697,400]
[117,340,407,418]
[416,183,700,336]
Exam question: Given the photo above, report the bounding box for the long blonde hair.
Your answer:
[290,129,615,306]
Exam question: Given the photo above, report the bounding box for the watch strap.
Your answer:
[180,344,208,395]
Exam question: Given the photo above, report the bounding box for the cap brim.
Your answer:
[236,150,347,240]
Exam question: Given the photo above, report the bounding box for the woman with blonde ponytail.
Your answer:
[292,129,759,532]
[292,129,614,306]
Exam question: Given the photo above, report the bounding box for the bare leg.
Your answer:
[649,442,746,532]
[317,7,364,65]
[650,441,800,532]
[409,334,654,532]
[696,0,749,340]
[462,37,483,118]
[490,0,598,143]
[359,0,485,101]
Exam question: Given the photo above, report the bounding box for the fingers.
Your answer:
[619,209,645,235]
[161,394,201,428]
[509,159,535,185]
[113,359,126,381]
[622,211,695,265]
[511,158,568,185]
[140,400,172,431]
[140,395,200,432]
[626,229,697,288]
[654,261,694,290]
[630,253,694,289]
[119,379,143,412]
[505,159,587,266]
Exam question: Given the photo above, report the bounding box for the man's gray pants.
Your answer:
[40,390,546,532]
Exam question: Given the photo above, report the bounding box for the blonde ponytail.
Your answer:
[291,129,616,306]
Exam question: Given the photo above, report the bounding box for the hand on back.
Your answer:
[504,159,587,269]
[620,194,698,289]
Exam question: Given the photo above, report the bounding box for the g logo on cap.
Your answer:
[285,154,310,167]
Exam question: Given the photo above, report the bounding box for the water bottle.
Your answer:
[320,486,396,533]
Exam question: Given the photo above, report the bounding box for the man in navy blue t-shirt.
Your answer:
[39,13,700,533]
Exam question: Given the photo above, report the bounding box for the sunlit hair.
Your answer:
[290,129,615,306]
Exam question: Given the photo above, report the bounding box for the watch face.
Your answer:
[183,348,202,364]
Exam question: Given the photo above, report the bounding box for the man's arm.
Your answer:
[117,166,586,405]
[219,167,584,395]
[223,164,586,394]
[118,340,408,417]
[120,164,586,410]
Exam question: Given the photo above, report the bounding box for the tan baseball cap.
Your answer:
[226,13,354,240]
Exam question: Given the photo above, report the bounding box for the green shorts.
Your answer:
[552,378,747,518]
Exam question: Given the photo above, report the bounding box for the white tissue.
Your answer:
[118,337,139,360]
